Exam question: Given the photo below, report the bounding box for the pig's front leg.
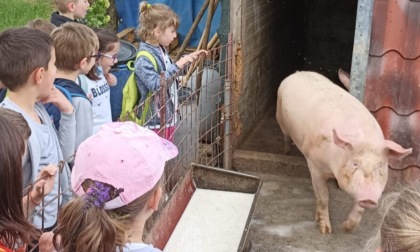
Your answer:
[341,202,364,232]
[307,160,332,234]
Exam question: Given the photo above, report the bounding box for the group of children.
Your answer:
[3,0,419,251]
[0,0,204,251]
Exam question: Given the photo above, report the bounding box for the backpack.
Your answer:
[0,88,7,103]
[120,50,157,126]
[45,78,90,130]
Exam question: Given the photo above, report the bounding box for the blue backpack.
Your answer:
[44,78,90,130]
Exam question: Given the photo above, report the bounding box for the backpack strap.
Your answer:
[77,75,89,94]
[127,50,158,71]
[55,84,73,103]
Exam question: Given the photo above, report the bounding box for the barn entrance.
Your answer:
[228,0,358,150]
[226,1,384,251]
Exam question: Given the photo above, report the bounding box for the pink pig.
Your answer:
[276,71,412,234]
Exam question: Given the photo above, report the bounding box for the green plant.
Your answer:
[85,0,111,28]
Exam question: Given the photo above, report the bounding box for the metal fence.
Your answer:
[119,35,233,193]
[22,34,233,249]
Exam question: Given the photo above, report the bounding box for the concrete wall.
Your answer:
[231,0,306,148]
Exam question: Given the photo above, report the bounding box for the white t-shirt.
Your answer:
[120,242,162,252]
[79,67,113,133]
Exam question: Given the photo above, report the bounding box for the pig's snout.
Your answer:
[358,199,378,209]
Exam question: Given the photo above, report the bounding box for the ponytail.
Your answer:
[54,197,127,252]
[137,1,179,42]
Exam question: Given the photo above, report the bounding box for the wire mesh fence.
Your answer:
[119,36,233,194]
[21,34,233,249]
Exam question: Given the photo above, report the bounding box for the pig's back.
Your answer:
[277,71,382,144]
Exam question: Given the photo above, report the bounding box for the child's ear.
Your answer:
[148,187,162,211]
[79,57,91,71]
[153,27,161,37]
[33,67,45,85]
[67,2,76,12]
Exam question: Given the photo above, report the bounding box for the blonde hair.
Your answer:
[25,18,56,35]
[53,0,79,14]
[54,179,161,252]
[137,1,179,43]
[51,22,99,71]
[364,182,420,252]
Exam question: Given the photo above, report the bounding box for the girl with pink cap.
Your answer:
[52,121,178,252]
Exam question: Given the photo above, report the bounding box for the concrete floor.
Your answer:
[233,106,381,252]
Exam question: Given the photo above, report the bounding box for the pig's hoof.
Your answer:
[319,222,332,234]
[341,220,357,233]
[315,216,332,234]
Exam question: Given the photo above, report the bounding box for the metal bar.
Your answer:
[223,33,232,169]
[159,72,167,138]
[349,0,374,102]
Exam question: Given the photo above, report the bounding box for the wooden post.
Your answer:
[195,0,218,103]
[175,0,210,61]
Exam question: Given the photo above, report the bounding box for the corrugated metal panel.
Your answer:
[365,0,420,184]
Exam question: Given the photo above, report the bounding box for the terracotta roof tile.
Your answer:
[365,0,420,184]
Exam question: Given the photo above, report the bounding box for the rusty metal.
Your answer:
[365,0,420,185]
[146,163,262,251]
[159,71,167,138]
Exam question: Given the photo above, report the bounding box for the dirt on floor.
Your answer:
[235,106,382,252]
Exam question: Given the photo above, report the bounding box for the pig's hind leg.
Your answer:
[283,133,293,155]
[341,203,364,232]
[307,160,332,234]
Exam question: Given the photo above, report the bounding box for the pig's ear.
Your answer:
[332,128,353,150]
[338,68,350,91]
[384,140,412,160]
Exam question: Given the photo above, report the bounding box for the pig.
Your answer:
[276,71,412,234]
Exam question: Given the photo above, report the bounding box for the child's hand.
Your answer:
[39,231,57,252]
[31,164,58,204]
[176,50,208,69]
[104,72,117,86]
[190,49,208,58]
[42,87,74,114]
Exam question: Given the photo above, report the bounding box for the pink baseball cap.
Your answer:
[71,121,178,210]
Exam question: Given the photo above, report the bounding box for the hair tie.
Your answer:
[83,181,124,210]
[147,3,151,9]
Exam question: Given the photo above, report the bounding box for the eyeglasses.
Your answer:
[99,52,118,61]
[89,54,102,61]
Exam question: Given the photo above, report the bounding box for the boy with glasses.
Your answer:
[47,22,99,159]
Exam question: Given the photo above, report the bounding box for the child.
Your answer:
[52,121,178,251]
[26,18,56,34]
[0,27,74,231]
[364,182,420,252]
[49,22,99,153]
[82,28,120,133]
[135,1,207,141]
[50,0,90,27]
[0,108,57,251]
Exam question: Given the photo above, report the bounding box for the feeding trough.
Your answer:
[146,163,262,252]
